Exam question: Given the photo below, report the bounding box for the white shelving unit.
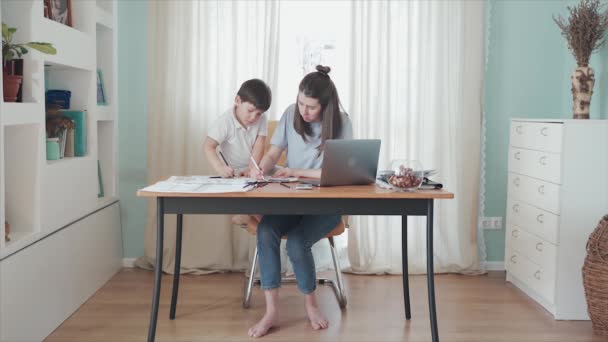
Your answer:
[0,1,122,340]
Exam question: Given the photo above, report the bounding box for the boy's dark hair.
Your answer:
[294,65,344,154]
[237,79,272,112]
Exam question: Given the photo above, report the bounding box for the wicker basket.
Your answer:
[583,214,608,335]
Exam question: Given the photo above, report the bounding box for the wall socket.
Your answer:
[479,217,503,230]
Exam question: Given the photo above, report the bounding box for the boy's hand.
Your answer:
[273,167,295,178]
[220,166,235,178]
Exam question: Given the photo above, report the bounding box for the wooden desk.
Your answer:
[138,183,454,342]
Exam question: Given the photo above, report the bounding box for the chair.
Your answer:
[241,120,347,309]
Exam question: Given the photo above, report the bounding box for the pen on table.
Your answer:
[279,182,290,189]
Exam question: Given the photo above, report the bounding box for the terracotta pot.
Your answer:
[3,72,22,102]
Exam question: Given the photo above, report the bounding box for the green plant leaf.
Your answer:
[25,42,56,55]
[2,23,9,41]
[19,46,27,54]
[5,50,14,60]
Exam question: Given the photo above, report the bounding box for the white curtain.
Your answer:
[346,0,485,274]
[136,0,280,274]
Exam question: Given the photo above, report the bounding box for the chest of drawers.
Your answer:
[505,119,608,320]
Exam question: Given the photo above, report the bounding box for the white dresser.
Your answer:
[505,118,608,320]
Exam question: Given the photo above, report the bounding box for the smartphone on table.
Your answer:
[295,183,314,190]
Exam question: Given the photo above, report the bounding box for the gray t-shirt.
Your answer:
[270,104,353,169]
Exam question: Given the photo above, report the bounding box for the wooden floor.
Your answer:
[46,269,605,342]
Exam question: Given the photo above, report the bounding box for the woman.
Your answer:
[248,65,352,338]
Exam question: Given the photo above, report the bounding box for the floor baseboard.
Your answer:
[484,261,505,271]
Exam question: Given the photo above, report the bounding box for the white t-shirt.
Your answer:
[207,108,267,169]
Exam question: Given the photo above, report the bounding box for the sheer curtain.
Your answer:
[136,0,280,274]
[346,0,485,274]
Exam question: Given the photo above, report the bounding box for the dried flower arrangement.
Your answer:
[554,0,608,119]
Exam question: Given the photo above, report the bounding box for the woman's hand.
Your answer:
[249,166,265,180]
[273,167,296,178]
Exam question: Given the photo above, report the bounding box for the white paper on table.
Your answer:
[140,176,253,193]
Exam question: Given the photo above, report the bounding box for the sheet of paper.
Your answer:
[140,176,253,193]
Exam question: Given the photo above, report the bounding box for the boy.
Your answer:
[204,78,271,177]
[203,79,271,224]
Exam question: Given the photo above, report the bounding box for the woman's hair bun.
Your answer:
[316,65,331,75]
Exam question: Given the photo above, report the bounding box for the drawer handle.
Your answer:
[512,229,519,238]
[538,185,545,195]
[536,242,544,252]
[513,203,520,213]
[534,270,541,280]
[539,156,547,165]
[540,127,548,136]
[510,255,517,264]
[536,214,544,224]
[515,151,521,160]
[516,125,523,134]
[513,177,520,187]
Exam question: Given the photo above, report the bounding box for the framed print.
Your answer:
[49,0,72,27]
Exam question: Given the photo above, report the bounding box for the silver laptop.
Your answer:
[301,139,381,186]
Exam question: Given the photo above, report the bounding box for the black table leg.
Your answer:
[170,214,183,319]
[426,199,439,342]
[147,197,164,342]
[402,215,411,320]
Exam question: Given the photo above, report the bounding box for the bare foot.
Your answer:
[248,311,277,338]
[305,303,328,330]
[231,215,250,225]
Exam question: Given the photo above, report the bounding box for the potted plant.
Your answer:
[2,22,56,102]
[554,0,608,119]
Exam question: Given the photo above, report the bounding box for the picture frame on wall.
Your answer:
[97,69,108,105]
[49,0,72,27]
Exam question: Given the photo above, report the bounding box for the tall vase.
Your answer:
[571,66,595,119]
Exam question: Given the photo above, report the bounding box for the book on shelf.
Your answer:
[60,110,87,157]
[97,69,108,105]
[98,160,104,198]
[64,127,74,158]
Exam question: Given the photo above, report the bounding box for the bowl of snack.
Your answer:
[388,160,424,191]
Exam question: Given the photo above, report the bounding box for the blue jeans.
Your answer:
[257,215,341,294]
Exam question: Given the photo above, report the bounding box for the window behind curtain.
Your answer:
[273,1,352,119]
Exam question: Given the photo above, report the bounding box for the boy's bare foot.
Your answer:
[248,311,277,338]
[231,215,250,225]
[305,293,328,330]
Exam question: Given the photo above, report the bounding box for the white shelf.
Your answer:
[1,1,120,340]
[96,105,115,121]
[96,6,113,30]
[2,102,43,126]
[35,19,95,71]
[46,156,92,167]
[1,230,40,259]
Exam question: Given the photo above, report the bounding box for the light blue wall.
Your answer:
[483,0,608,261]
[118,0,148,258]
